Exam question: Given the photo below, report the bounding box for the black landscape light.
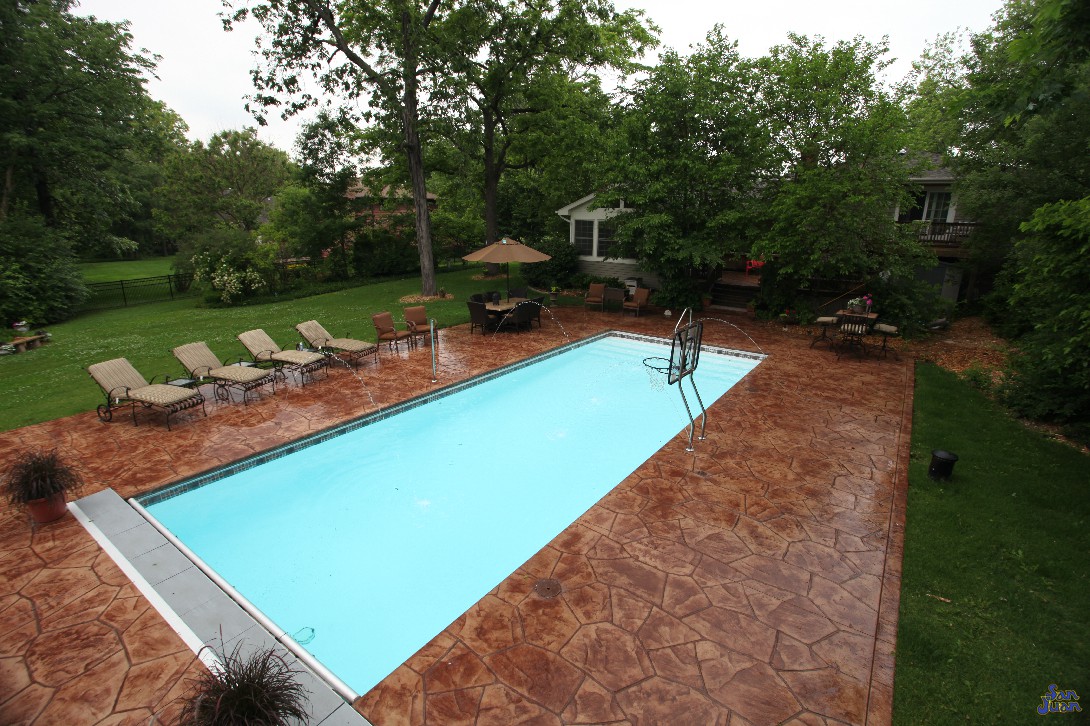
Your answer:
[928,450,959,480]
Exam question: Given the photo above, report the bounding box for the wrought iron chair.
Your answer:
[295,320,378,367]
[87,358,206,430]
[172,341,275,404]
[835,313,873,359]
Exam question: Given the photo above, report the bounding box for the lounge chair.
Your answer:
[87,357,206,430]
[295,320,378,367]
[237,329,327,386]
[372,311,414,351]
[622,287,651,316]
[172,341,275,404]
[403,306,432,348]
[467,301,497,335]
[585,283,605,311]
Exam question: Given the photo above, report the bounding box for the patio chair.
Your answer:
[372,311,414,351]
[507,286,528,300]
[497,301,533,333]
[835,313,872,360]
[295,320,378,367]
[603,286,625,312]
[874,322,901,360]
[467,301,497,335]
[403,306,433,348]
[810,316,839,349]
[527,296,545,329]
[622,287,651,316]
[172,341,275,404]
[584,283,605,311]
[469,293,485,303]
[237,329,327,386]
[87,357,206,430]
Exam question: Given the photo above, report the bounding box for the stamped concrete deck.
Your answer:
[0,308,911,725]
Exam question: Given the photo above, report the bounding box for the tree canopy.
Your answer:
[0,0,162,323]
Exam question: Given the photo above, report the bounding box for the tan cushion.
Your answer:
[208,365,271,384]
[326,337,377,353]
[874,323,899,334]
[816,316,838,324]
[272,350,324,365]
[128,384,201,406]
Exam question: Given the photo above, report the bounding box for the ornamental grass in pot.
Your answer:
[2,449,84,524]
[178,643,310,725]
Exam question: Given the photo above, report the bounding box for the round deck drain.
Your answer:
[533,578,562,599]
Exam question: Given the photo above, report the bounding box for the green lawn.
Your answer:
[0,265,559,432]
[894,363,1089,723]
[79,256,178,282]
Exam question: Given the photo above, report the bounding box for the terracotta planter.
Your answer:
[26,492,68,523]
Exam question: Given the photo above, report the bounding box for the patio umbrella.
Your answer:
[462,236,551,298]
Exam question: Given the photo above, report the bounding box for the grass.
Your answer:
[79,256,178,282]
[894,362,1089,724]
[0,264,566,432]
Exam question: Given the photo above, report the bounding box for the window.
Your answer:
[924,191,951,222]
[597,222,615,257]
[574,220,594,256]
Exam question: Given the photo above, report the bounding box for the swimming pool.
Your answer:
[138,333,762,695]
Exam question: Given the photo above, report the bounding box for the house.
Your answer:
[555,194,659,290]
[347,184,437,224]
[895,159,978,302]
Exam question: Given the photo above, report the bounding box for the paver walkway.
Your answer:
[0,308,911,724]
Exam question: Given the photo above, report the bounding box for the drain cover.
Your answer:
[533,578,562,599]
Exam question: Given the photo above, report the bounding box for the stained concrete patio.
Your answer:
[0,307,911,724]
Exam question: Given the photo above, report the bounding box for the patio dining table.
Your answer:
[485,296,528,315]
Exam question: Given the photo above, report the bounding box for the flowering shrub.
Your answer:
[191,253,268,304]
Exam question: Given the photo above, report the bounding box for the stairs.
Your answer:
[709,281,758,310]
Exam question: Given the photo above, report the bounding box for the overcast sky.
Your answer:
[76,0,1004,155]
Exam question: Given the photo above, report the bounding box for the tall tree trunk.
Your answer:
[483,107,500,245]
[401,11,436,296]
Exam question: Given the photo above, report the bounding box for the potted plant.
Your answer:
[846,294,873,314]
[178,643,310,725]
[3,449,84,523]
[549,286,561,304]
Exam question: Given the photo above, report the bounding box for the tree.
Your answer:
[751,34,927,307]
[155,128,293,244]
[950,0,1090,427]
[601,28,769,306]
[226,0,445,295]
[263,112,367,280]
[0,0,159,322]
[426,0,655,245]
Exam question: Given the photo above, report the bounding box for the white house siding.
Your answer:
[556,194,660,289]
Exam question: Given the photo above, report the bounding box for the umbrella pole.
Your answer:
[506,262,511,299]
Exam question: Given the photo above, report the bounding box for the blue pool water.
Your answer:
[143,334,761,694]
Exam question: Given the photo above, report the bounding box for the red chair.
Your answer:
[745,260,765,277]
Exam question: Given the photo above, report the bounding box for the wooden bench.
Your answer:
[10,335,47,353]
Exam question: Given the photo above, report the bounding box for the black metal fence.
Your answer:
[80,273,198,312]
